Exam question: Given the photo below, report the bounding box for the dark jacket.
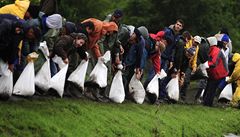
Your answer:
[197,37,209,65]
[0,14,23,64]
[53,34,87,74]
[174,36,186,70]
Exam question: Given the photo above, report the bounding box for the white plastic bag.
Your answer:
[129,74,146,104]
[39,41,50,59]
[146,74,159,98]
[166,76,179,101]
[50,64,68,98]
[0,60,13,96]
[159,69,167,79]
[68,59,89,90]
[52,55,66,69]
[13,62,35,96]
[109,70,125,103]
[219,84,233,101]
[89,59,108,88]
[35,59,51,92]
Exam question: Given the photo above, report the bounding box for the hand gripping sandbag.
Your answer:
[89,51,111,88]
[52,55,66,69]
[50,64,68,98]
[39,41,50,59]
[219,84,233,101]
[109,70,125,103]
[13,62,35,96]
[129,74,146,104]
[35,59,51,92]
[166,76,179,101]
[0,60,13,97]
[68,59,89,90]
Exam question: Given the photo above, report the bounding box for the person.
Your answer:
[40,0,59,16]
[215,27,232,56]
[203,37,228,107]
[160,19,184,100]
[76,21,95,40]
[52,33,88,98]
[104,9,123,27]
[122,28,147,99]
[60,21,77,36]
[227,53,240,108]
[0,14,41,71]
[0,0,30,19]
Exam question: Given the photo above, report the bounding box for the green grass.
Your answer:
[0,97,240,137]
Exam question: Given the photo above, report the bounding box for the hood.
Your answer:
[15,0,30,14]
[232,53,240,63]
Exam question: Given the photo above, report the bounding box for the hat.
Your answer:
[113,9,123,18]
[134,28,142,39]
[46,14,63,29]
[194,35,201,44]
[186,47,196,56]
[150,31,165,41]
[65,21,76,34]
[137,26,149,39]
[207,36,217,46]
[127,25,135,36]
[221,34,229,43]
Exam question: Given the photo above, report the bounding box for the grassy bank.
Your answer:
[0,97,239,137]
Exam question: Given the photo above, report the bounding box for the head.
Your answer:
[174,19,184,32]
[62,22,76,35]
[112,9,123,22]
[129,28,141,44]
[12,21,24,35]
[73,33,88,48]
[24,26,41,40]
[80,21,95,34]
[182,31,192,41]
[221,34,230,47]
[193,35,201,46]
[137,26,149,39]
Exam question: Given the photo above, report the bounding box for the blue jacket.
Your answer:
[161,27,180,62]
[124,36,147,69]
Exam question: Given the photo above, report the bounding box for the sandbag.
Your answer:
[109,70,125,103]
[35,59,51,92]
[13,62,35,96]
[39,41,50,59]
[129,74,146,104]
[219,84,232,101]
[88,51,111,88]
[49,64,68,98]
[68,59,89,90]
[0,60,13,98]
[52,55,66,69]
[166,76,179,101]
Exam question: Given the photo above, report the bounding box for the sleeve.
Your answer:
[228,64,240,83]
[208,48,220,68]
[136,38,146,69]
[151,53,161,73]
[53,37,68,60]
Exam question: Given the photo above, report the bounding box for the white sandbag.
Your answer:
[39,41,50,59]
[219,83,233,101]
[200,89,205,98]
[146,74,159,98]
[35,59,51,91]
[129,74,146,104]
[50,64,68,98]
[0,60,13,96]
[68,59,89,89]
[13,62,35,96]
[159,69,167,79]
[52,55,66,69]
[109,70,125,103]
[89,59,108,88]
[101,51,111,63]
[166,76,179,101]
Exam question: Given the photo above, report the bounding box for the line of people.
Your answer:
[0,0,240,108]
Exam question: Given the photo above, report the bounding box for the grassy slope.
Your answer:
[0,98,240,137]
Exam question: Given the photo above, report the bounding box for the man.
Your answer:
[160,19,184,100]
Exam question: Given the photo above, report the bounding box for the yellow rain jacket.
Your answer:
[228,53,240,105]
[185,39,199,70]
[0,0,30,19]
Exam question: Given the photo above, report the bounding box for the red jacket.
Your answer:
[151,53,161,73]
[207,46,228,80]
